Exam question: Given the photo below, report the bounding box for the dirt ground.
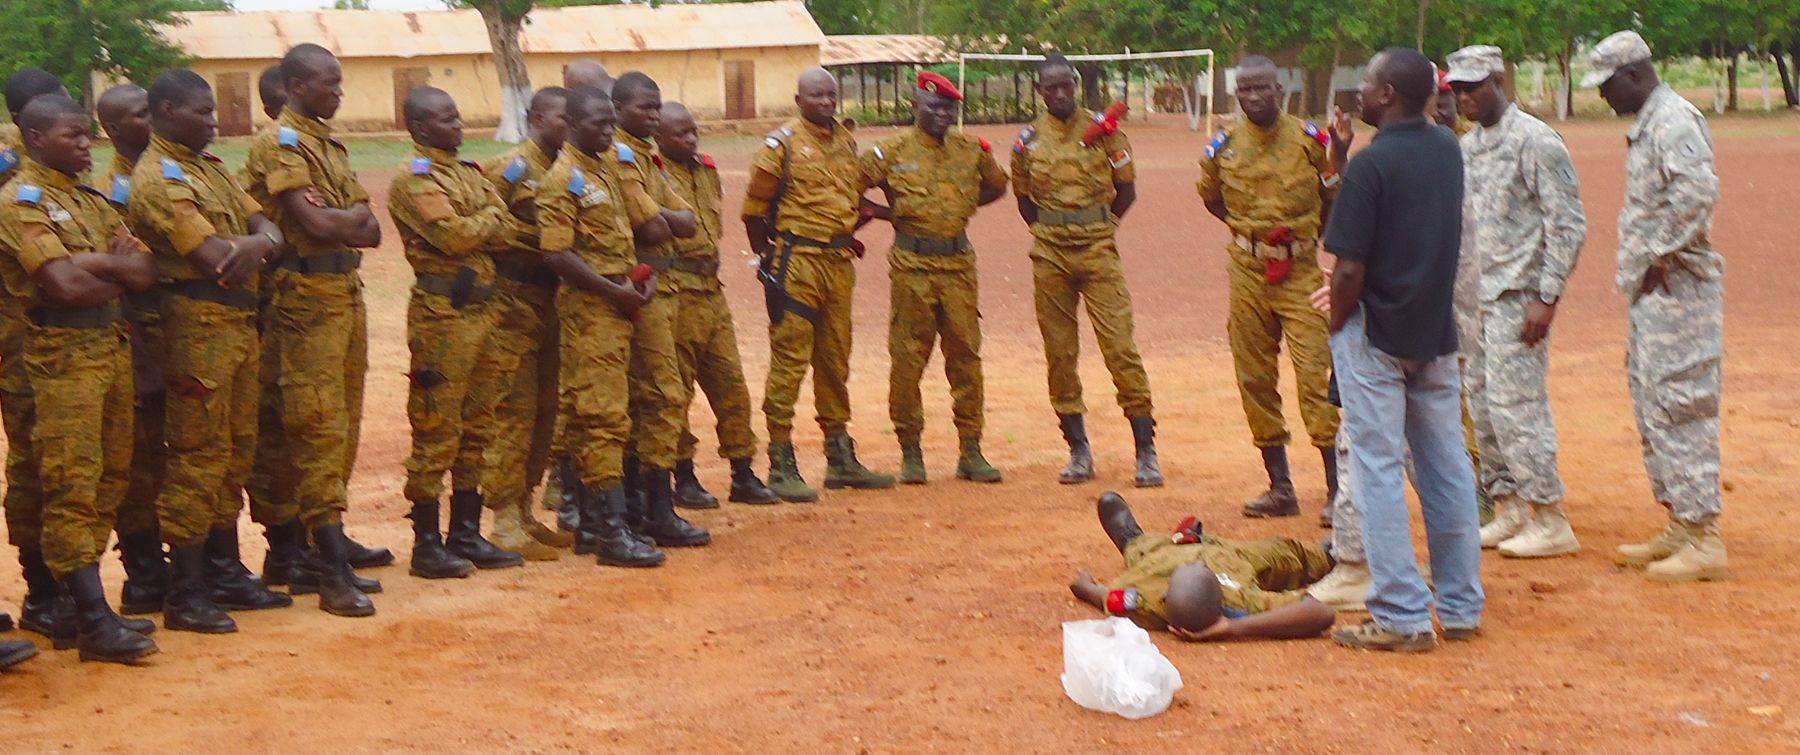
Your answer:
[3,111,1798,751]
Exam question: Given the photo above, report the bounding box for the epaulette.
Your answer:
[763,126,793,149]
[978,137,992,153]
[1013,126,1036,154]
[698,153,716,169]
[1204,129,1230,159]
[567,167,587,195]
[160,157,188,183]
[277,127,300,148]
[14,184,41,206]
[1302,121,1330,147]
[200,151,224,163]
[409,157,432,175]
[459,159,481,170]
[501,156,528,184]
[110,176,131,205]
[651,153,665,169]
[0,148,17,173]
[614,142,635,164]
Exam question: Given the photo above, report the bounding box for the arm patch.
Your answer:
[14,184,41,206]
[110,176,131,205]
[567,167,587,196]
[161,157,188,183]
[501,156,527,184]
[1205,130,1230,159]
[410,157,433,175]
[277,126,300,149]
[1303,121,1330,146]
[615,142,635,164]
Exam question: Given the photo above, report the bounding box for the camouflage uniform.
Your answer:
[0,159,144,578]
[614,131,693,472]
[1460,104,1586,506]
[241,108,371,528]
[662,150,759,462]
[861,127,1007,446]
[1619,85,1724,525]
[1109,533,1334,621]
[537,145,660,489]
[1,129,42,548]
[741,118,865,444]
[477,141,563,515]
[125,135,265,545]
[1009,108,1152,418]
[101,152,166,540]
[239,122,295,530]
[1196,114,1340,450]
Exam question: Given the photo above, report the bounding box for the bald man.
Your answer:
[563,60,614,96]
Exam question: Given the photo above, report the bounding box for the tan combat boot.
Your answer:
[520,500,575,548]
[1307,563,1371,612]
[491,504,560,562]
[1646,521,1728,582]
[1615,516,1687,567]
[1479,494,1528,549]
[1498,503,1580,558]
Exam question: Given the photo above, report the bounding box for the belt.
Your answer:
[416,269,495,309]
[278,251,362,274]
[1035,205,1110,226]
[123,290,163,321]
[1233,234,1312,262]
[894,230,971,256]
[782,232,856,250]
[162,279,259,311]
[670,256,721,277]
[495,258,559,289]
[29,302,122,329]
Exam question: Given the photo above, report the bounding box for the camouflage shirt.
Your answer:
[1460,104,1587,303]
[616,130,693,292]
[0,158,146,312]
[1009,107,1135,246]
[742,117,864,255]
[128,134,263,285]
[536,144,660,277]
[241,107,371,258]
[861,126,1007,273]
[1196,113,1337,245]
[483,138,556,258]
[387,143,512,284]
[96,151,136,209]
[661,151,726,293]
[1107,533,1333,621]
[1618,84,1722,295]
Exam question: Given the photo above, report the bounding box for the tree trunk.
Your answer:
[1077,62,1103,110]
[1775,43,1798,108]
[476,3,531,143]
[1726,54,1738,111]
[1415,0,1429,50]
[1555,51,1571,121]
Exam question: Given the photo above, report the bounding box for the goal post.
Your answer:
[955,48,1216,132]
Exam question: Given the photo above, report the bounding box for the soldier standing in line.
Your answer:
[1011,53,1161,488]
[479,86,578,560]
[1587,31,1728,582]
[1445,46,1588,559]
[654,101,780,507]
[389,86,526,578]
[130,70,296,633]
[1197,55,1340,518]
[241,43,383,617]
[861,72,1007,485]
[0,95,162,663]
[742,68,895,501]
[1,70,67,187]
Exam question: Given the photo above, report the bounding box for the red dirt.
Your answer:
[3,112,1797,751]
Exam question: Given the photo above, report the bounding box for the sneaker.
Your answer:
[1332,620,1436,653]
[1441,625,1482,641]
[1307,563,1371,612]
[1498,504,1580,558]
[1479,495,1527,549]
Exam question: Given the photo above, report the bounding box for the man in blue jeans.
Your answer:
[1321,47,1484,652]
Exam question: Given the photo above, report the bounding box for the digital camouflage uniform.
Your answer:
[662,150,759,462]
[101,151,165,540]
[0,124,38,547]
[742,118,867,443]
[537,145,660,489]
[1108,533,1334,622]
[1460,104,1586,506]
[1619,85,1724,525]
[0,159,143,578]
[240,121,293,529]
[862,126,1007,444]
[126,135,265,546]
[1009,108,1152,418]
[614,131,693,471]
[242,108,372,528]
[1197,114,1340,450]
[477,140,563,514]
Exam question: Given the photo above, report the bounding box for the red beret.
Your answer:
[1437,69,1453,93]
[917,71,963,101]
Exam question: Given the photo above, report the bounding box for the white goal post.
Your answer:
[955,48,1216,132]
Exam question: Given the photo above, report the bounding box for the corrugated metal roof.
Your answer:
[161,1,824,61]
[822,35,953,67]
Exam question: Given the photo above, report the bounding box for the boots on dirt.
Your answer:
[765,443,820,503]
[591,486,666,568]
[726,457,779,505]
[17,549,58,637]
[445,490,525,570]
[1057,414,1095,484]
[672,459,720,509]
[955,437,1003,484]
[823,432,895,490]
[407,501,475,579]
[309,524,377,617]
[1096,491,1144,553]
[898,442,927,485]
[163,544,236,634]
[1242,446,1299,518]
[60,564,157,665]
[639,468,711,548]
[116,527,170,615]
[1129,416,1163,488]
[206,527,293,611]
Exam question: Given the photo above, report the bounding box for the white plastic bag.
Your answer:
[1060,617,1183,719]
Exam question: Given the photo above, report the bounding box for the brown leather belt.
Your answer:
[279,251,362,274]
[415,270,494,309]
[495,258,559,288]
[29,302,122,329]
[1035,205,1109,226]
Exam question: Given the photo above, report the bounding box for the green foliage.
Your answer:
[0,0,228,103]
[333,0,372,9]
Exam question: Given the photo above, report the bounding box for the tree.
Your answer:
[0,0,229,109]
[333,0,372,9]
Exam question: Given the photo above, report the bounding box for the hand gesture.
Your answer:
[1309,283,1331,313]
[1330,106,1355,148]
[215,240,263,288]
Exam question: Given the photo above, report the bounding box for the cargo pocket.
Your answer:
[1656,351,1722,426]
[166,374,221,452]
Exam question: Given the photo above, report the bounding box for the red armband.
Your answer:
[1171,516,1202,545]
[1105,588,1141,616]
[1082,102,1129,147]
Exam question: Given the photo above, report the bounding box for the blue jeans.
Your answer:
[1332,308,1484,635]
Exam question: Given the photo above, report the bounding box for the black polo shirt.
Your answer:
[1322,116,1463,361]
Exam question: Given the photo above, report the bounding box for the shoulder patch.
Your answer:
[614,142,635,164]
[567,167,587,196]
[160,157,187,183]
[277,126,300,148]
[1013,126,1036,154]
[1205,129,1230,159]
[410,157,433,175]
[1302,121,1330,146]
[110,175,131,205]
[698,153,717,169]
[501,156,527,184]
[14,184,42,206]
[0,148,17,173]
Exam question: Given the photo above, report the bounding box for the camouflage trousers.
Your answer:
[1465,291,1565,505]
[245,285,291,527]
[401,287,501,503]
[2,387,41,549]
[888,268,984,443]
[627,291,687,472]
[156,297,259,547]
[471,279,558,513]
[675,286,758,461]
[119,309,164,538]
[558,289,633,489]
[763,247,856,444]
[1628,273,1723,524]
[1029,237,1153,418]
[1226,249,1337,448]
[261,267,368,529]
[28,327,133,579]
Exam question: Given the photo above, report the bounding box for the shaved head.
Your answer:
[564,59,613,95]
[280,43,337,87]
[659,100,692,122]
[402,85,453,126]
[6,69,68,121]
[1163,563,1225,634]
[794,67,839,128]
[19,95,87,136]
[797,67,836,93]
[97,84,147,123]
[1235,54,1278,77]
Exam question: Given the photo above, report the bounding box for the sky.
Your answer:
[234,0,446,9]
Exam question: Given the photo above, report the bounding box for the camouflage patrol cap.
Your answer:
[1582,30,1653,88]
[1445,45,1505,84]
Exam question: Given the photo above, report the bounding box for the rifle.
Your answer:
[755,134,820,326]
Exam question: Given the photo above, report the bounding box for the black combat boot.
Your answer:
[0,638,35,670]
[260,519,309,590]
[1129,416,1164,488]
[308,524,376,617]
[1096,491,1146,554]
[726,457,779,505]
[1057,414,1095,484]
[672,459,719,509]
[639,468,711,548]
[407,502,474,580]
[1243,446,1300,518]
[17,548,58,637]
[445,490,524,570]
[116,527,170,615]
[554,458,582,534]
[342,532,395,570]
[1321,445,1340,520]
[60,564,157,664]
[162,544,236,634]
[622,455,644,518]
[592,486,665,568]
[205,527,293,611]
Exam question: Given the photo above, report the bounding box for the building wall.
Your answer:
[527,46,816,120]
